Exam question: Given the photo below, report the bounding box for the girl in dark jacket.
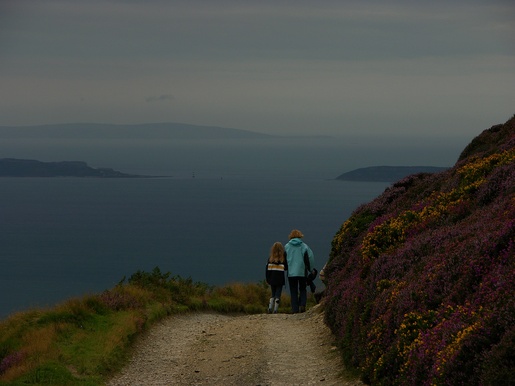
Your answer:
[265,242,287,314]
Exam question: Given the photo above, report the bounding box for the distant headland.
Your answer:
[0,158,155,178]
[336,165,449,182]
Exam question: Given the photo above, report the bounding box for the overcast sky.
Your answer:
[1,0,514,138]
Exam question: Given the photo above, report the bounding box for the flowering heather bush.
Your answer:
[325,115,515,386]
[0,351,25,375]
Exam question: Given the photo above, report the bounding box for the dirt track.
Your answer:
[108,305,363,385]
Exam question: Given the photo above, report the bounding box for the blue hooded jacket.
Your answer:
[285,238,315,277]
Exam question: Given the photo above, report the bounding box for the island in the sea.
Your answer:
[336,166,449,182]
[0,158,154,178]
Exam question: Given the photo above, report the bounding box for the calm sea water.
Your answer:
[0,175,388,319]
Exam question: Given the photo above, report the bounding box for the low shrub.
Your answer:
[0,269,278,385]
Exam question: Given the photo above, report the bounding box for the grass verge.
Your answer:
[0,267,306,385]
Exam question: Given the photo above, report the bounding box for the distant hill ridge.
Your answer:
[0,122,274,139]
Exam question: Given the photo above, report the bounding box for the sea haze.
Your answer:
[0,122,467,319]
[0,122,465,178]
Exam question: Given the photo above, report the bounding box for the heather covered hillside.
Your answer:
[325,115,515,386]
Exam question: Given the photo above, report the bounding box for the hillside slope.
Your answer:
[324,115,515,385]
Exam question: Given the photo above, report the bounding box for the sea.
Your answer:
[0,175,391,319]
[0,135,465,319]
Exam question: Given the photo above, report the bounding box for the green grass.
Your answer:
[0,267,302,385]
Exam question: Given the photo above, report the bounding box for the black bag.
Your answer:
[304,251,317,293]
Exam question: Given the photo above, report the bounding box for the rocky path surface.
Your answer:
[108,305,363,385]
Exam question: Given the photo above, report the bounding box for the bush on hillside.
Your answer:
[325,115,515,386]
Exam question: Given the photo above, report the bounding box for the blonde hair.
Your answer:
[268,242,285,263]
[288,229,304,239]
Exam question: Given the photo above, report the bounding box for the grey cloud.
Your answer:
[145,94,175,103]
[0,0,514,137]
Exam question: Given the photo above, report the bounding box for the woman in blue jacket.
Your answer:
[285,229,315,313]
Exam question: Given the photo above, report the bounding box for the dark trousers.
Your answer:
[288,276,307,313]
[270,285,283,299]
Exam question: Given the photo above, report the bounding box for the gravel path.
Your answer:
[108,305,363,385]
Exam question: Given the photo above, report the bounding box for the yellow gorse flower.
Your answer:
[359,148,515,262]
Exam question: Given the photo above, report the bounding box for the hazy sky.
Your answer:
[1,0,514,138]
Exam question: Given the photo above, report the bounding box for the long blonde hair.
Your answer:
[268,242,285,263]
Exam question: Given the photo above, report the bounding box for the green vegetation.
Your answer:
[0,267,294,385]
